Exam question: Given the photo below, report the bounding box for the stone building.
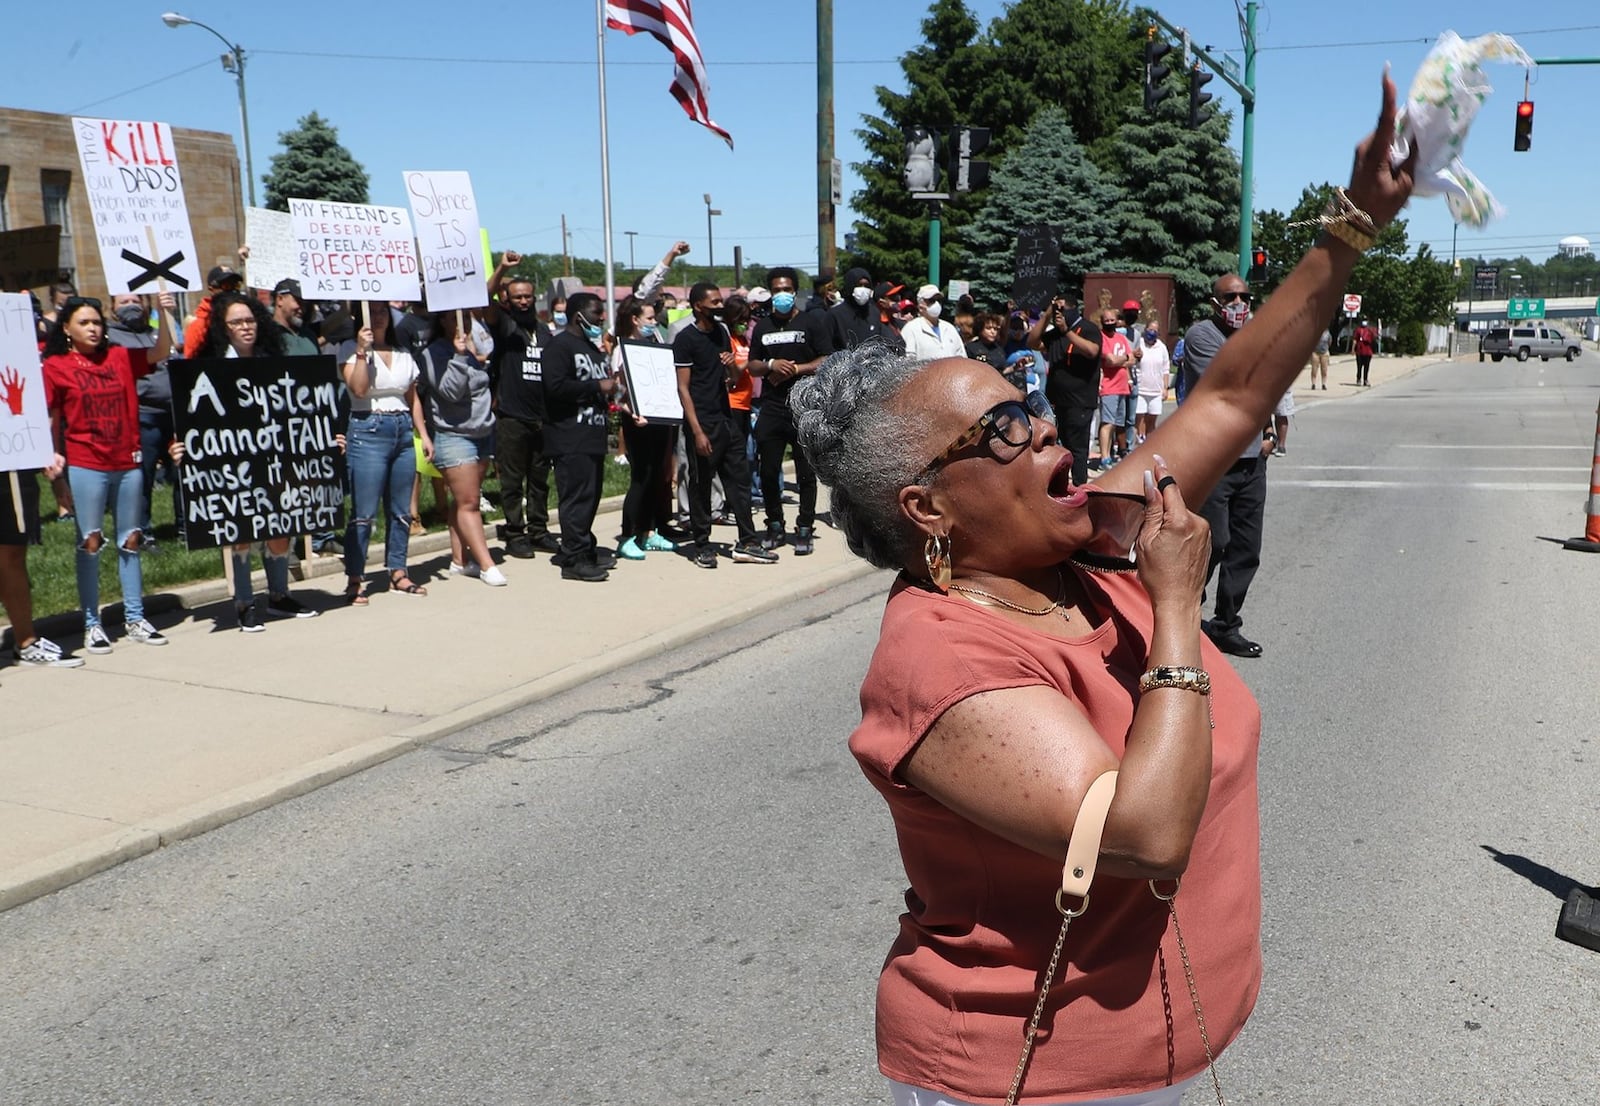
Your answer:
[0,106,243,306]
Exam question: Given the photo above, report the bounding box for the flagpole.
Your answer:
[596,0,617,332]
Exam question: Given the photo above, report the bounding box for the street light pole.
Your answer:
[703,193,721,284]
[162,12,255,207]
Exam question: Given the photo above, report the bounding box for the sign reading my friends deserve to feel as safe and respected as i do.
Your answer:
[403,170,487,313]
[0,293,53,473]
[169,356,346,550]
[71,117,203,295]
[288,199,421,302]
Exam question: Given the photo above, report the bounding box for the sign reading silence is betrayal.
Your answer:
[404,170,487,313]
[289,199,421,301]
[0,292,54,473]
[71,117,202,294]
[169,356,346,549]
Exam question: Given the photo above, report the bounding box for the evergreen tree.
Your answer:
[1106,70,1240,320]
[963,108,1126,305]
[261,112,370,211]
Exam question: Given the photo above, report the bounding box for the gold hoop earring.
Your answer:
[924,533,952,593]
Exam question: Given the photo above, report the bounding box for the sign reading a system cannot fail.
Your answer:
[288,199,421,301]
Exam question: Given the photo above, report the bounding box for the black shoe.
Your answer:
[505,536,536,559]
[793,525,815,556]
[266,594,318,619]
[593,548,618,569]
[693,545,720,570]
[237,603,265,633]
[731,541,779,564]
[761,520,786,551]
[530,533,562,553]
[1204,622,1262,658]
[713,510,737,527]
[560,558,609,582]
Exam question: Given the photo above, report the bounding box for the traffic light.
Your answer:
[1188,65,1215,128]
[1514,100,1534,152]
[1144,28,1173,113]
[950,126,991,193]
[1248,248,1269,283]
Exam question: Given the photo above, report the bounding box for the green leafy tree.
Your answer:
[261,112,370,211]
[1105,68,1239,319]
[962,108,1125,305]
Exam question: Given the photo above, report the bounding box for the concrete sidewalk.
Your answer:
[0,496,877,913]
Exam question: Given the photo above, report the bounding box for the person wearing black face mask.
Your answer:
[1028,290,1101,489]
[485,253,558,559]
[748,267,827,555]
[541,292,619,581]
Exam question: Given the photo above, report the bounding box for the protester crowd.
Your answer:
[2,237,1202,670]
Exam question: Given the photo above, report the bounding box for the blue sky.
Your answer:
[9,2,1598,282]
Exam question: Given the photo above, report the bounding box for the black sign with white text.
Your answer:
[170,356,346,549]
[1012,225,1063,312]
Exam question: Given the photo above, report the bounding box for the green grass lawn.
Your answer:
[21,457,635,623]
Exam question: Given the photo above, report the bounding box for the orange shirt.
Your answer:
[727,332,753,412]
[851,564,1262,1102]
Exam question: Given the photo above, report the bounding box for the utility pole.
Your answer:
[703,193,721,283]
[816,0,837,278]
[561,213,572,278]
[625,229,637,273]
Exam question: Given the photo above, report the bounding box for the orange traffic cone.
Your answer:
[1543,396,1600,553]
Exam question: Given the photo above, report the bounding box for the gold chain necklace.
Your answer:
[949,570,1068,619]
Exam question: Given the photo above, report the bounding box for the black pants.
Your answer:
[1057,400,1096,488]
[1355,354,1372,385]
[754,403,816,530]
[496,416,551,539]
[137,412,180,532]
[552,452,604,562]
[1199,456,1267,633]
[686,418,756,547]
[621,423,674,541]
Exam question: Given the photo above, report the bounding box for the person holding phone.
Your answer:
[1029,291,1101,488]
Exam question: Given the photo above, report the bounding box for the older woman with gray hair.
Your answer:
[789,76,1416,1106]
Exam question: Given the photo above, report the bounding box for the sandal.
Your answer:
[390,573,428,596]
[344,578,370,606]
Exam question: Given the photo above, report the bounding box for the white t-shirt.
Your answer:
[348,347,420,414]
[1136,338,1171,398]
[901,316,965,360]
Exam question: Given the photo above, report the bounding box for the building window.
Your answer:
[41,169,71,233]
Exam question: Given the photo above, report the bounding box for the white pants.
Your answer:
[889,1075,1199,1106]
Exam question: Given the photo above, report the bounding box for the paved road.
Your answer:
[1,355,1597,1104]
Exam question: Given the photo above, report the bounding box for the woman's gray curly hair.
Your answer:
[790,339,938,570]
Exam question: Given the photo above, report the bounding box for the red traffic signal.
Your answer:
[1248,248,1269,282]
[1514,100,1534,152]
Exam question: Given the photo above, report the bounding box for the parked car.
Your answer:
[1480,324,1583,362]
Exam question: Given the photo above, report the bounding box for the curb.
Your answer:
[0,555,877,913]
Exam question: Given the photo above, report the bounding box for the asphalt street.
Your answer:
[1,354,1598,1104]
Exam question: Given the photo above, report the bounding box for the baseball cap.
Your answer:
[1122,299,1141,312]
[748,287,772,304]
[272,278,303,300]
[916,283,941,303]
[207,265,242,289]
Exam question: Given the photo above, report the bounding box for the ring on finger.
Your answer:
[1156,475,1177,491]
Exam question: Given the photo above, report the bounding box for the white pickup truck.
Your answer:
[1480,324,1584,362]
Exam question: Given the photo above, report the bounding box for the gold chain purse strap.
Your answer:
[1004,771,1226,1106]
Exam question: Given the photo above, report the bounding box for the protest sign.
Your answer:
[403,170,487,312]
[288,199,421,301]
[169,356,346,549]
[618,341,683,424]
[245,207,297,292]
[0,226,63,291]
[0,293,53,472]
[72,117,202,293]
[1011,225,1062,312]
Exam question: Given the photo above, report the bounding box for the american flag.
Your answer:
[605,0,733,148]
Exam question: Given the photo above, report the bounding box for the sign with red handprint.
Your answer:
[0,293,53,472]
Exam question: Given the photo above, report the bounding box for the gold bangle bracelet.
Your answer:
[1138,665,1212,695]
[1324,221,1376,254]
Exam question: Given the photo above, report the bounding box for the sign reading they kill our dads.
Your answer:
[71,117,203,294]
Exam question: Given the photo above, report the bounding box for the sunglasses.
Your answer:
[63,296,103,313]
[1215,290,1255,305]
[920,390,1056,480]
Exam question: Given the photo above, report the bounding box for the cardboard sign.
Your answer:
[618,341,683,424]
[0,226,63,292]
[169,356,346,548]
[0,293,53,472]
[403,170,487,312]
[71,117,202,293]
[245,207,297,292]
[1012,225,1062,312]
[288,199,421,301]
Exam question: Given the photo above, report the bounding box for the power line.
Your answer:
[253,48,892,68]
[1258,24,1600,52]
[67,56,220,114]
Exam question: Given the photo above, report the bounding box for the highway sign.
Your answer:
[1507,297,1546,320]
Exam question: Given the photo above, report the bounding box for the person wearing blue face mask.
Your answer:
[747,267,829,555]
[541,292,619,581]
[1133,319,1172,447]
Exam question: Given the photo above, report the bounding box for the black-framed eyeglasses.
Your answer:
[1216,290,1254,305]
[920,390,1056,480]
[63,296,103,313]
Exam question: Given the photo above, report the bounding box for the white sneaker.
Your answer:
[124,618,169,646]
[85,625,113,655]
[478,495,496,514]
[12,636,86,668]
[479,566,508,587]
[449,561,481,578]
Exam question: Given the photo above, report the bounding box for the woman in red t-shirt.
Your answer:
[43,293,175,654]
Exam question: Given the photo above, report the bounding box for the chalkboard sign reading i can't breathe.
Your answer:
[170,356,346,549]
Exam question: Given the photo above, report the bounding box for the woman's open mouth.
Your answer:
[1047,454,1087,507]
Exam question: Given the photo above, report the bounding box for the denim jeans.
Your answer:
[231,546,291,605]
[138,413,181,532]
[67,465,146,627]
[343,412,416,576]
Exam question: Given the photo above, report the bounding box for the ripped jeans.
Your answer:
[67,465,147,628]
[342,412,416,577]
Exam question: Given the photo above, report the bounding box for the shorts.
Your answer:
[431,430,493,470]
[1274,390,1295,418]
[1098,393,1130,426]
[0,469,42,546]
[1134,394,1164,417]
